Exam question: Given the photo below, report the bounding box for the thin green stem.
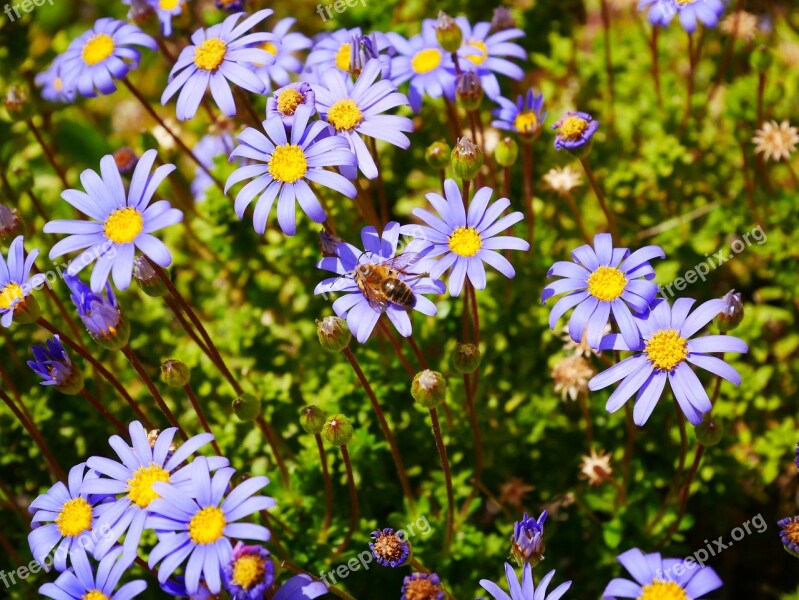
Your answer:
[315,433,334,540]
[523,144,535,245]
[430,407,454,550]
[333,444,359,556]
[256,414,291,489]
[26,119,69,188]
[182,382,221,455]
[79,388,126,435]
[579,158,619,242]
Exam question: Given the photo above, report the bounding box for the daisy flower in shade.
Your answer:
[251,18,312,94]
[225,104,356,235]
[39,547,146,600]
[146,457,274,595]
[552,111,600,152]
[44,149,182,293]
[223,543,274,599]
[602,547,722,599]
[480,564,571,600]
[779,516,799,558]
[191,133,236,202]
[369,528,410,568]
[313,58,413,179]
[161,9,274,121]
[80,421,224,560]
[27,335,84,394]
[492,89,547,140]
[638,0,725,33]
[35,55,76,103]
[314,222,445,344]
[0,236,47,327]
[752,120,799,162]
[28,463,114,572]
[402,572,445,600]
[387,21,457,112]
[541,233,664,349]
[266,82,317,128]
[399,179,529,297]
[454,17,526,99]
[274,574,328,600]
[589,297,748,426]
[59,18,156,98]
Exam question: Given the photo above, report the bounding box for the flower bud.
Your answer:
[113,147,139,174]
[411,370,447,408]
[320,229,344,258]
[133,256,168,297]
[695,414,723,447]
[451,137,483,181]
[749,45,772,73]
[715,290,743,332]
[300,405,327,435]
[453,343,481,373]
[491,6,516,33]
[456,72,483,111]
[4,85,32,120]
[511,511,547,567]
[160,360,191,388]
[322,413,354,446]
[92,314,131,351]
[494,137,519,167]
[316,316,351,352]
[0,205,24,243]
[435,11,462,53]
[12,295,41,325]
[425,140,451,170]
[233,393,261,422]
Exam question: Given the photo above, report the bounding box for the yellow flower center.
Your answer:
[268,145,308,183]
[127,464,170,508]
[54,77,63,92]
[262,41,278,56]
[194,37,227,71]
[586,266,627,302]
[784,520,799,545]
[232,554,266,590]
[277,88,304,116]
[411,48,442,74]
[104,207,144,244]
[638,580,688,600]
[448,227,482,257]
[83,591,110,600]
[558,116,589,141]
[327,99,363,132]
[645,330,689,372]
[464,40,488,66]
[82,34,115,66]
[675,0,697,5]
[159,0,180,9]
[335,43,351,71]
[0,283,24,310]
[55,497,93,538]
[188,507,226,545]
[514,111,539,135]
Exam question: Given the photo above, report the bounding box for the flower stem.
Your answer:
[502,165,510,199]
[429,407,455,550]
[645,398,687,532]
[25,119,69,189]
[459,372,483,517]
[579,158,619,242]
[659,443,705,547]
[182,382,221,455]
[333,444,360,556]
[369,137,389,225]
[256,414,291,489]
[315,433,334,540]
[523,145,535,245]
[578,391,593,449]
[377,318,416,377]
[79,388,126,435]
[443,97,461,143]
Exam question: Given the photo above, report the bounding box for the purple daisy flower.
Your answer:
[313,58,413,179]
[314,222,444,344]
[44,149,182,293]
[304,28,391,81]
[123,0,185,37]
[638,0,725,33]
[39,547,146,600]
[369,528,411,568]
[454,17,526,99]
[27,335,83,393]
[779,516,799,558]
[492,89,547,139]
[589,297,749,426]
[542,233,664,349]
[191,133,237,202]
[480,564,572,600]
[0,236,47,327]
[225,103,356,236]
[602,547,722,599]
[399,179,529,297]
[511,511,547,567]
[65,274,124,343]
[223,543,274,599]
[402,572,445,600]
[386,21,457,112]
[161,9,274,121]
[146,457,274,596]
[79,421,225,560]
[552,111,600,152]
[266,82,317,128]
[274,574,328,600]
[28,463,114,572]
[35,54,77,103]
[59,18,156,98]
[251,17,312,94]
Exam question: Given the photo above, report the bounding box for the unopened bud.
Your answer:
[4,85,32,120]
[494,137,519,167]
[113,147,139,174]
[300,405,327,435]
[456,72,483,111]
[411,370,447,408]
[316,316,351,352]
[160,360,191,388]
[322,413,354,446]
[92,314,131,351]
[491,6,516,32]
[133,256,167,297]
[435,11,462,53]
[425,140,451,170]
[0,205,24,243]
[695,414,723,447]
[749,45,772,73]
[233,393,261,422]
[451,137,483,181]
[453,343,481,374]
[12,295,42,325]
[715,290,743,332]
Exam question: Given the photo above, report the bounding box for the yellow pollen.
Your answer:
[54,77,63,92]
[464,40,488,66]
[159,0,180,9]
[82,591,110,600]
[127,464,170,508]
[335,43,351,71]
[232,555,266,590]
[645,330,689,372]
[514,111,539,135]
[188,507,226,545]
[261,41,278,56]
[268,144,308,183]
[558,116,589,141]
[194,37,227,71]
[675,0,697,4]
[448,227,482,257]
[277,88,304,116]
[55,497,93,538]
[411,48,442,74]
[104,208,144,244]
[327,99,363,132]
[638,580,688,600]
[0,283,24,310]
[82,34,115,66]
[586,266,627,302]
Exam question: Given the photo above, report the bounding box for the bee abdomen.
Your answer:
[382,279,416,308]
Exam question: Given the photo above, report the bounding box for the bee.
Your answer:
[351,253,425,312]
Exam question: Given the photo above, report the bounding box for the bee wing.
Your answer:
[384,252,423,274]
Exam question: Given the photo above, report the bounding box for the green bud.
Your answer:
[322,413,354,446]
[695,414,723,447]
[12,295,41,325]
[4,85,33,121]
[749,45,772,73]
[715,290,743,333]
[456,72,483,111]
[0,205,24,243]
[92,314,131,351]
[494,137,519,167]
[232,393,262,422]
[316,316,351,352]
[160,360,191,388]
[425,140,451,170]
[411,370,448,408]
[55,368,85,396]
[453,343,481,374]
[133,256,168,297]
[300,405,327,434]
[451,137,483,181]
[435,11,462,54]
